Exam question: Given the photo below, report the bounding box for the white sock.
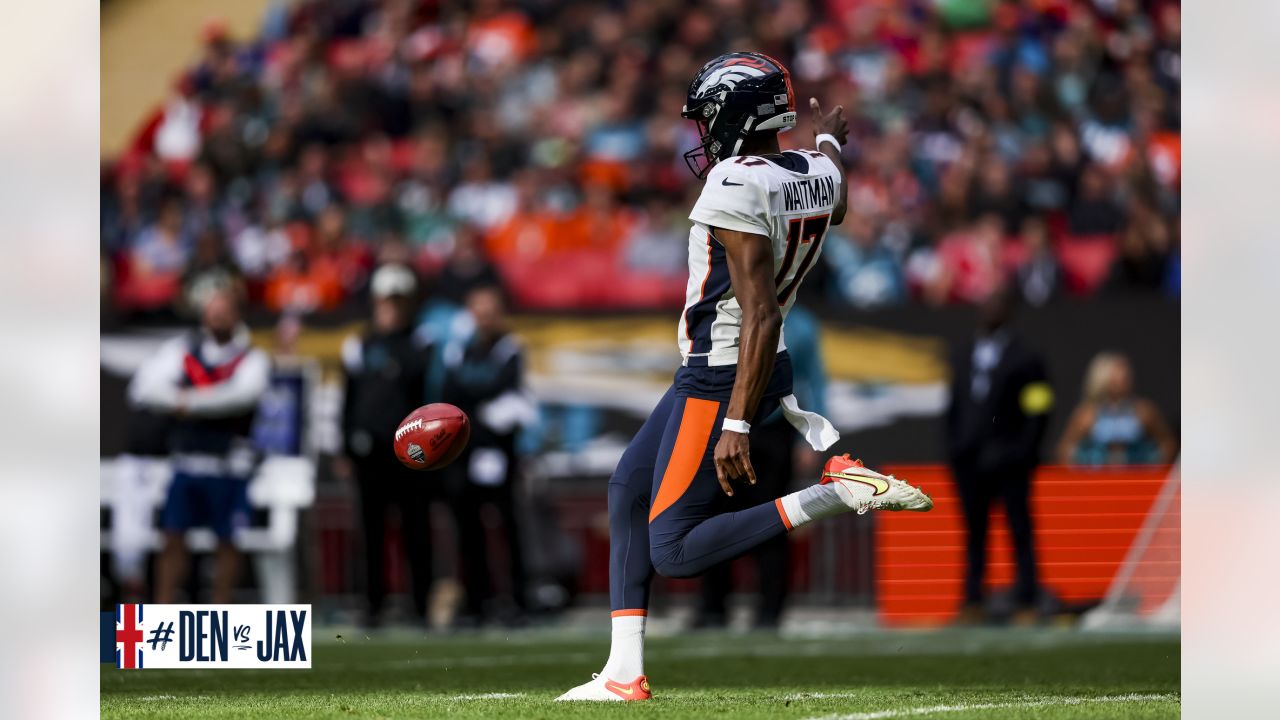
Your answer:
[601,614,645,681]
[779,483,854,529]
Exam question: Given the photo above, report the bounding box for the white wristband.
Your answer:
[722,418,751,435]
[815,133,841,153]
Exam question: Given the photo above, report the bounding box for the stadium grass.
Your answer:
[101,627,1179,719]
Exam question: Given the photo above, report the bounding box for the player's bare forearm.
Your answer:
[712,226,782,493]
[726,300,780,424]
[720,227,780,423]
[810,97,849,225]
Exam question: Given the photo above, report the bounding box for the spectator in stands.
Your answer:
[295,144,341,217]
[442,285,536,625]
[264,248,345,314]
[1012,217,1062,307]
[102,165,148,254]
[1019,140,1071,215]
[128,287,271,603]
[339,264,439,627]
[126,197,191,304]
[434,224,504,307]
[101,0,1181,315]
[229,215,291,281]
[945,287,1053,624]
[626,196,689,275]
[180,228,243,318]
[1104,202,1172,294]
[970,155,1025,236]
[824,215,907,309]
[1057,352,1177,466]
[1048,121,1085,205]
[312,204,373,296]
[410,225,508,401]
[181,164,223,240]
[447,154,517,232]
[922,214,1008,305]
[397,130,458,257]
[1068,164,1125,236]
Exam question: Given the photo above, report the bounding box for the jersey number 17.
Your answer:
[775,214,830,305]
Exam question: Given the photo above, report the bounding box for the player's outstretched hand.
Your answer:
[713,430,756,496]
[810,97,848,148]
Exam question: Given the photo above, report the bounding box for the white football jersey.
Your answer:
[678,150,842,366]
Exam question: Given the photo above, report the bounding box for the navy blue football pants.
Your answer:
[609,353,795,614]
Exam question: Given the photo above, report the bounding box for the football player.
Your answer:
[557,52,933,702]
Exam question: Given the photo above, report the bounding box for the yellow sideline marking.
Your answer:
[249,316,947,384]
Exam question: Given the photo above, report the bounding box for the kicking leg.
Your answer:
[557,387,674,702]
[649,399,932,579]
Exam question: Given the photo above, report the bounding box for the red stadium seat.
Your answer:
[1055,234,1118,294]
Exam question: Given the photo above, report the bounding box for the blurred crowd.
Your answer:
[100,0,1180,319]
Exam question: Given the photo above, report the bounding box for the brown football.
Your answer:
[393,403,470,471]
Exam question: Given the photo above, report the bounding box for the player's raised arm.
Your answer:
[712,226,782,495]
[810,97,849,225]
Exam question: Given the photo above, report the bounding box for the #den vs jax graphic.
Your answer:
[102,605,312,669]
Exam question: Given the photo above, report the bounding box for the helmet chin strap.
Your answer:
[728,116,757,159]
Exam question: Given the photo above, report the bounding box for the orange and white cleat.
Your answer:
[555,673,652,702]
[820,454,933,514]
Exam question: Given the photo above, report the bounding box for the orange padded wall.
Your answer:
[875,465,1175,626]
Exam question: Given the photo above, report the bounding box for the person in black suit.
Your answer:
[945,287,1054,622]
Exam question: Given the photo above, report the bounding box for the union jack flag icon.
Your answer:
[116,604,144,670]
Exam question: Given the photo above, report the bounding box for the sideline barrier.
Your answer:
[876,464,1177,626]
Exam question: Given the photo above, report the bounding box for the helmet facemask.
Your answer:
[682,113,762,179]
[682,104,726,179]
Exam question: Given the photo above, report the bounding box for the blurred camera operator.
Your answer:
[339,263,439,628]
[128,286,271,603]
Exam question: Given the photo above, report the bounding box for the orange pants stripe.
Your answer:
[648,397,720,523]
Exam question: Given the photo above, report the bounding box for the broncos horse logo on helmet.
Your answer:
[680,52,796,178]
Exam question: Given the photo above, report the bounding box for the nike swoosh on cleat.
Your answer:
[605,684,635,696]
[824,471,889,496]
[721,178,744,186]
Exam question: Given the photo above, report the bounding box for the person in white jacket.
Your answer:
[128,288,271,603]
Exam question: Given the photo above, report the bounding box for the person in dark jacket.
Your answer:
[340,264,438,627]
[442,285,535,625]
[945,286,1054,622]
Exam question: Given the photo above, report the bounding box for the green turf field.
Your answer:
[101,628,1179,719]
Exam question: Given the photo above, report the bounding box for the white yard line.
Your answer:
[784,692,862,701]
[448,692,525,700]
[803,692,1179,720]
